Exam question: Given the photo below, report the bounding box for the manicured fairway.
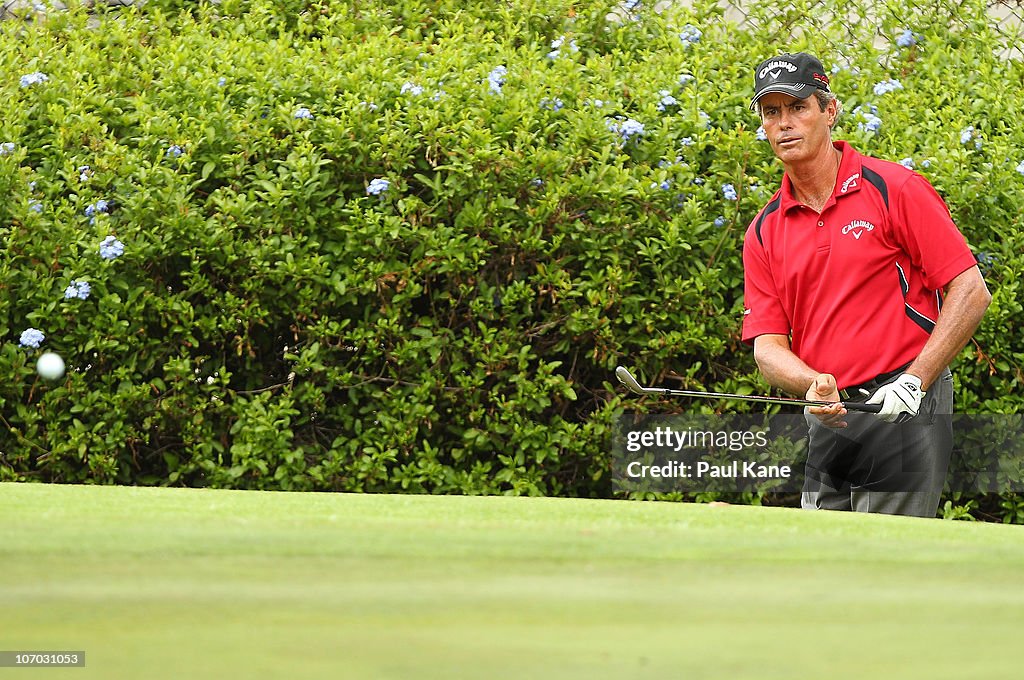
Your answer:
[1,483,1023,679]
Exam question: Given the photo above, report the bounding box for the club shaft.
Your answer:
[615,366,881,413]
[633,385,830,408]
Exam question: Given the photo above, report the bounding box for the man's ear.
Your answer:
[827,98,841,129]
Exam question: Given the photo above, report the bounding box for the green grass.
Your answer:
[1,483,1023,679]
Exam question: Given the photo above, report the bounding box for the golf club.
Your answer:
[615,366,882,412]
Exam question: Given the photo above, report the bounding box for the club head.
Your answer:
[615,366,647,395]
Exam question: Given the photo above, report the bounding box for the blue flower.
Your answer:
[1016,160,1024,176]
[896,29,919,48]
[722,184,738,201]
[540,98,564,111]
[714,216,727,227]
[166,145,184,158]
[531,178,544,187]
[679,25,702,46]
[367,178,390,196]
[488,65,507,95]
[853,106,883,134]
[960,126,975,145]
[19,72,49,88]
[79,165,92,182]
[617,118,645,142]
[873,79,903,95]
[698,111,711,129]
[19,328,45,349]
[756,126,768,141]
[678,73,695,87]
[899,158,915,169]
[548,36,578,60]
[85,199,110,222]
[681,136,694,147]
[400,82,424,96]
[0,142,15,155]
[651,179,672,191]
[217,77,227,87]
[64,280,91,301]
[99,235,124,260]
[293,107,313,120]
[29,200,43,213]
[656,90,678,112]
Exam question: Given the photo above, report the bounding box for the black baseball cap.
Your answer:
[750,52,831,110]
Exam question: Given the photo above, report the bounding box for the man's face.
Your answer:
[758,92,838,164]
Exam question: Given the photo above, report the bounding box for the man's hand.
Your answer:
[805,374,847,428]
[866,374,924,423]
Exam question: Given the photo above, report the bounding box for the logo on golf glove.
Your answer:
[866,374,924,424]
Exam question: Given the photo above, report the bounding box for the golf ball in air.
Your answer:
[36,352,66,380]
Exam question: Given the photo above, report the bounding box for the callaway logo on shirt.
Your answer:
[841,220,876,240]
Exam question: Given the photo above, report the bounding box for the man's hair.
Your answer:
[814,90,839,113]
[816,91,841,128]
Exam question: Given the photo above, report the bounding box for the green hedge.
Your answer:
[2,0,1022,517]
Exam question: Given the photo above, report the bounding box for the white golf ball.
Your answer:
[36,352,66,380]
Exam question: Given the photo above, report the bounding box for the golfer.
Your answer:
[741,52,991,517]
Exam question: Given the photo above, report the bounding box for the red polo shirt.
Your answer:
[742,141,978,389]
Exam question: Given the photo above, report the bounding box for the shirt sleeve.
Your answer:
[891,173,979,290]
[741,224,792,344]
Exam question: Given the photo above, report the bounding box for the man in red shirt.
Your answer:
[743,52,991,517]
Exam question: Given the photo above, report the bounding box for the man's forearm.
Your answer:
[753,335,821,396]
[907,267,991,390]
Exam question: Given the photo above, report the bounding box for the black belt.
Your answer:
[839,362,913,402]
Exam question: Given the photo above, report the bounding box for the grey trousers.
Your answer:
[801,369,953,518]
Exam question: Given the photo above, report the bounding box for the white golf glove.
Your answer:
[866,374,924,424]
